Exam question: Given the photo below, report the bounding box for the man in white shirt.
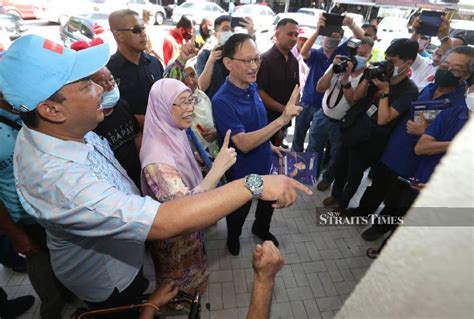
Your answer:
[0,34,311,312]
[410,48,442,91]
[310,37,374,191]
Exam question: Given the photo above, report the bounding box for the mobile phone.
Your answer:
[417,11,443,37]
[231,17,244,29]
[196,124,205,132]
[397,176,419,187]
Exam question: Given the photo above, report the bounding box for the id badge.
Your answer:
[366,104,378,118]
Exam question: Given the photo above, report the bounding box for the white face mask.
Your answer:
[100,85,120,109]
[392,66,400,77]
[219,31,234,46]
[466,92,474,112]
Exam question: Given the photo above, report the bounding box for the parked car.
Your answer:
[34,0,94,24]
[297,8,325,17]
[376,16,410,53]
[172,1,226,25]
[0,0,35,19]
[59,13,116,53]
[231,4,275,32]
[0,6,27,39]
[91,0,167,25]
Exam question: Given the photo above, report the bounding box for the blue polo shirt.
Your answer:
[0,109,35,224]
[414,105,469,183]
[212,79,271,181]
[381,83,467,178]
[300,41,349,108]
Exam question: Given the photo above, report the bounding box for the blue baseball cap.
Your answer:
[0,34,109,112]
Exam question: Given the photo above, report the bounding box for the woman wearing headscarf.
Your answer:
[140,78,236,297]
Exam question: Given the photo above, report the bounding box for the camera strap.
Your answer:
[325,76,345,109]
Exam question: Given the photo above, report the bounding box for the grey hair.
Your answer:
[441,45,474,75]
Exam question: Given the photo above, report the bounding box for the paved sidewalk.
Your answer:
[0,174,383,319]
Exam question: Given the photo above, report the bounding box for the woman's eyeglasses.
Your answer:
[173,95,199,108]
[115,25,146,34]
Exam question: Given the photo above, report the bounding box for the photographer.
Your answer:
[291,14,364,152]
[410,14,452,90]
[323,39,419,210]
[311,37,374,191]
[352,46,473,241]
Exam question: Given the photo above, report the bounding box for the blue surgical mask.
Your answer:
[354,55,368,71]
[100,85,120,109]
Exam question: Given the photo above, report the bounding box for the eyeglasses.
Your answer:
[172,95,199,108]
[230,56,262,67]
[439,63,468,77]
[115,25,146,34]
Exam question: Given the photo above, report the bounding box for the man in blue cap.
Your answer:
[0,34,311,314]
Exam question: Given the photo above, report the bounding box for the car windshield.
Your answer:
[180,2,193,9]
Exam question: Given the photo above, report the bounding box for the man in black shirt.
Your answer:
[107,9,164,129]
[257,18,300,146]
[91,67,142,190]
[324,39,419,211]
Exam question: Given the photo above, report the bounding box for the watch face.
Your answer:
[247,174,263,188]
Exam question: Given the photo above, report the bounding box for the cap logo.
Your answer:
[43,39,64,55]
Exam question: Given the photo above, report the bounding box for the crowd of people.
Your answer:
[0,6,473,319]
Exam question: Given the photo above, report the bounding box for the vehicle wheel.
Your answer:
[155,12,165,25]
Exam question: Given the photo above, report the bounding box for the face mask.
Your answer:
[100,85,120,109]
[418,38,429,50]
[325,37,339,50]
[392,66,400,77]
[434,69,461,88]
[219,31,234,46]
[466,92,474,112]
[354,55,368,71]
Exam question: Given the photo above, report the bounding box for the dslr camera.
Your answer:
[332,38,361,74]
[363,60,395,81]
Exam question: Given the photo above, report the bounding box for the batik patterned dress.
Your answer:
[143,163,208,295]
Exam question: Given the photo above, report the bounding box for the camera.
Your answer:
[333,56,353,73]
[332,38,361,74]
[363,60,395,81]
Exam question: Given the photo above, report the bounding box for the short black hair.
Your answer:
[223,33,253,59]
[20,90,66,128]
[452,33,468,46]
[177,15,193,29]
[385,38,418,61]
[362,23,377,35]
[109,9,139,30]
[276,18,298,29]
[214,15,231,32]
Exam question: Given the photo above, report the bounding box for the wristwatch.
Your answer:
[341,82,351,89]
[244,174,263,199]
[379,91,390,99]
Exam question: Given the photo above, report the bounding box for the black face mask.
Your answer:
[434,68,461,88]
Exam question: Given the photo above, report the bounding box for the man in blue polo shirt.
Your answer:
[291,14,364,152]
[213,33,302,255]
[353,46,474,241]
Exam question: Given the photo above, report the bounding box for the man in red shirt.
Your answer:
[163,15,193,66]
